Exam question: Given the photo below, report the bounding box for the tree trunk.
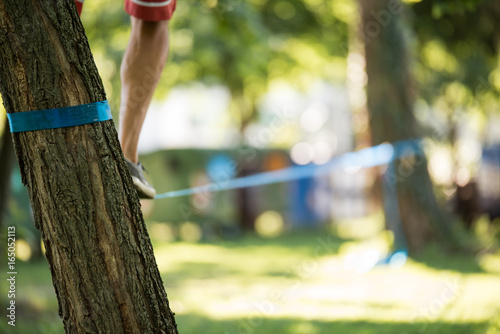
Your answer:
[358,0,461,253]
[0,119,15,227]
[0,1,177,333]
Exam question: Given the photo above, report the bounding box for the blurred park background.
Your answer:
[1,0,500,333]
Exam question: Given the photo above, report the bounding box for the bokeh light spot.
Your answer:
[150,222,176,243]
[291,142,314,165]
[255,211,285,238]
[300,103,328,133]
[312,141,333,165]
[16,239,32,262]
[179,222,202,243]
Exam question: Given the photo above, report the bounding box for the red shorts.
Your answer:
[75,0,176,21]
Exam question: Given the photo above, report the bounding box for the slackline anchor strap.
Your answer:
[7,100,112,133]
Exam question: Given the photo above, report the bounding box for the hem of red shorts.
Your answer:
[75,0,83,16]
[124,2,175,22]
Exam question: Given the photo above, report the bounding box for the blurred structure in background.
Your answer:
[477,145,500,224]
[455,145,500,228]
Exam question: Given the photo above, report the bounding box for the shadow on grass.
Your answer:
[196,229,488,275]
[412,243,486,274]
[6,230,495,334]
[246,230,490,275]
[203,229,345,255]
[175,314,492,334]
[0,303,62,334]
[2,311,493,334]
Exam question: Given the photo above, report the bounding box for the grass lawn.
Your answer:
[2,228,500,334]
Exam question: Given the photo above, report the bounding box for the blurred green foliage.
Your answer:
[423,0,486,18]
[80,0,351,127]
[403,0,500,179]
[79,0,500,140]
[412,0,500,101]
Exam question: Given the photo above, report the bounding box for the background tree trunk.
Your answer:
[358,0,462,253]
[0,119,15,228]
[0,1,177,333]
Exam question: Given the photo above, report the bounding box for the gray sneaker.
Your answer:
[125,159,156,199]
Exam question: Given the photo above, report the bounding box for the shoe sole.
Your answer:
[131,176,156,199]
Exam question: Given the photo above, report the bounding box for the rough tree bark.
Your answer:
[0,119,15,227]
[0,1,178,333]
[358,0,462,253]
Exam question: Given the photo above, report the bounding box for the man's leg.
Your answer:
[119,17,169,164]
[76,0,175,199]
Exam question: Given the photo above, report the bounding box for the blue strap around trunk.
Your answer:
[7,100,112,133]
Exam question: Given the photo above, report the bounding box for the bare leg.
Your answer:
[119,17,169,164]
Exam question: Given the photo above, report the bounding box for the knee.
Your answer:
[131,17,169,40]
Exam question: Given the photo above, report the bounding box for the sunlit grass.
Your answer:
[153,230,500,333]
[3,228,500,334]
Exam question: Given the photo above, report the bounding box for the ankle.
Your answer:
[122,152,138,164]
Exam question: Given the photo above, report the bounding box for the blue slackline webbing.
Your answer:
[154,139,420,269]
[155,139,423,200]
[7,100,112,133]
